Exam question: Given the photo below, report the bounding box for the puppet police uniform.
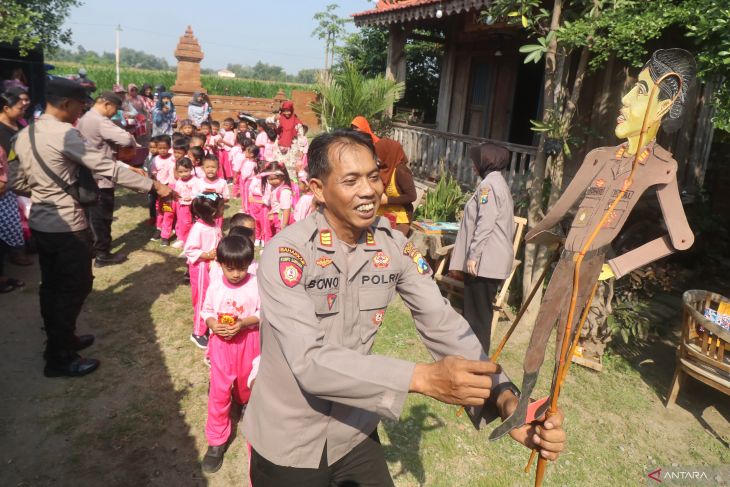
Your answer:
[492,142,694,439]
[244,209,512,484]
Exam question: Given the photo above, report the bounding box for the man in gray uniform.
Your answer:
[14,78,173,377]
[242,130,566,486]
[76,91,137,267]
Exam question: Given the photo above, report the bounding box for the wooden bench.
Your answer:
[666,290,730,407]
[433,216,527,330]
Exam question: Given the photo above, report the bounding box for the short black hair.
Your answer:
[308,129,376,182]
[211,120,220,127]
[203,154,219,168]
[157,135,171,147]
[176,157,193,170]
[216,235,254,269]
[230,212,256,229]
[173,138,190,152]
[228,225,255,241]
[200,121,211,128]
[188,145,204,162]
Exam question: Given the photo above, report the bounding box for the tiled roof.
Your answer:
[353,0,491,26]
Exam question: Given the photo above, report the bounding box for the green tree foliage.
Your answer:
[0,0,80,55]
[54,46,171,70]
[312,3,349,70]
[337,26,443,122]
[310,61,404,132]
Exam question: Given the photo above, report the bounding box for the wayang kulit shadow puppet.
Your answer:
[488,49,698,486]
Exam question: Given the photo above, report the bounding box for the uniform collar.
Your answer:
[612,142,654,178]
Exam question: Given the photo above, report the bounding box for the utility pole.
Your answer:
[115,24,122,86]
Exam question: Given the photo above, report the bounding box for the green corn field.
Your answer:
[47,61,312,99]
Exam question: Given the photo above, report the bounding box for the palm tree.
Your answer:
[311,62,405,132]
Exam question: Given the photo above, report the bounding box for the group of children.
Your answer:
[139,109,316,473]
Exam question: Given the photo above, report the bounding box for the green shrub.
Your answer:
[47,62,312,98]
[414,164,469,222]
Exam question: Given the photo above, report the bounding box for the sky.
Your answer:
[61,0,375,74]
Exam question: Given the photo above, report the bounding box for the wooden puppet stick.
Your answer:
[532,71,682,487]
[524,279,600,474]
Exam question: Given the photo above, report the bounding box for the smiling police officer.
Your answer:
[243,130,566,486]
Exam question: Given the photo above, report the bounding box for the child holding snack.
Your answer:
[200,235,260,473]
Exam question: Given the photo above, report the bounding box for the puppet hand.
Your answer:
[509,407,566,461]
[598,264,615,281]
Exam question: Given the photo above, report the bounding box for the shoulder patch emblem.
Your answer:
[403,242,431,275]
[278,246,305,287]
[479,188,490,205]
[372,251,390,269]
[316,256,333,268]
[319,229,332,247]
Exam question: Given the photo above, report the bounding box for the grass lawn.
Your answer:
[1,189,727,487]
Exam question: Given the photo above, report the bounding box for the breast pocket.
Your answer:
[312,292,340,316]
[358,287,394,344]
[571,200,598,229]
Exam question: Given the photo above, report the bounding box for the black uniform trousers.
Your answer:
[463,275,503,356]
[250,429,394,487]
[33,229,94,365]
[88,187,115,255]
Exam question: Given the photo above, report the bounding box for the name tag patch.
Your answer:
[307,276,340,290]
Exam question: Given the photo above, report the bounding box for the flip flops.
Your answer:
[0,278,25,293]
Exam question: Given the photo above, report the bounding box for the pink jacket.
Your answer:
[292,193,314,222]
[183,221,222,265]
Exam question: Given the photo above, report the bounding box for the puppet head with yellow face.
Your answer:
[615,49,696,149]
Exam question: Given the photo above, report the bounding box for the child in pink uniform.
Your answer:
[246,162,266,246]
[171,158,197,248]
[292,170,315,222]
[239,145,258,212]
[262,162,293,242]
[217,118,236,181]
[228,133,246,199]
[184,194,224,349]
[194,155,230,228]
[200,235,260,473]
[150,135,175,243]
[208,214,257,283]
[188,146,205,179]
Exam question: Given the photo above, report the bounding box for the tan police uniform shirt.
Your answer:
[76,108,137,190]
[450,171,515,279]
[526,143,694,278]
[244,209,510,468]
[14,113,153,233]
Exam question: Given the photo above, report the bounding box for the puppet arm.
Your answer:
[607,177,694,279]
[526,150,605,244]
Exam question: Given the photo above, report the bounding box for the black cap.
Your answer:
[98,91,123,107]
[45,77,93,103]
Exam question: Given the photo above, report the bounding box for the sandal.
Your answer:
[0,278,25,293]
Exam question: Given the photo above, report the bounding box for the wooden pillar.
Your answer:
[436,27,457,132]
[386,24,409,116]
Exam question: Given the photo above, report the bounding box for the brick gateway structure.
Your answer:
[170,27,319,131]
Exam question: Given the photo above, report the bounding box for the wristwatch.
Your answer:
[491,381,521,402]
